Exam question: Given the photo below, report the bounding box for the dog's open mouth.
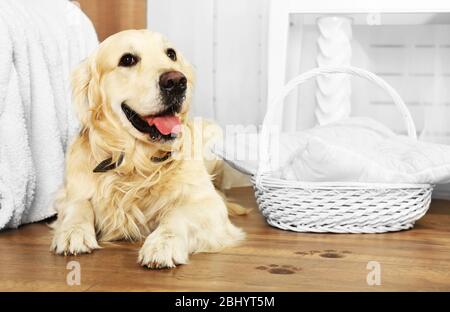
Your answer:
[121,103,181,141]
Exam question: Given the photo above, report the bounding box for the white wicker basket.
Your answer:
[253,66,433,233]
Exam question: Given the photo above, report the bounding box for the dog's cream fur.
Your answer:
[50,30,245,268]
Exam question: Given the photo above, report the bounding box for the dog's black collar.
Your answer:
[151,152,172,163]
[93,103,177,173]
[93,152,172,173]
[93,153,125,173]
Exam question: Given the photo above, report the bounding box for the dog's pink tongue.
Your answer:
[145,115,181,135]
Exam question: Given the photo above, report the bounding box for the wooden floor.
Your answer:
[1,187,450,291]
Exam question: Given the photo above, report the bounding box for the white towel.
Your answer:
[0,8,35,229]
[0,0,98,229]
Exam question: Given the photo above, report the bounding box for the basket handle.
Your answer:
[256,65,417,182]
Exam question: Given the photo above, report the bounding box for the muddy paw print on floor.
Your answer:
[295,249,352,259]
[255,264,301,275]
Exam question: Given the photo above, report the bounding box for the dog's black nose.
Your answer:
[159,71,187,93]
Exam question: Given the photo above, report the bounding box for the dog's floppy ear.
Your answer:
[71,56,102,126]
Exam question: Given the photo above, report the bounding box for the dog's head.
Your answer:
[72,29,194,145]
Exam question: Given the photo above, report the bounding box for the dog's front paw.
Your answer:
[138,230,188,269]
[51,223,100,256]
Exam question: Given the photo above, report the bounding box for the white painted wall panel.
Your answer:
[214,0,267,127]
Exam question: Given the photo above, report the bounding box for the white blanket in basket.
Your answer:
[214,117,450,185]
[0,0,98,229]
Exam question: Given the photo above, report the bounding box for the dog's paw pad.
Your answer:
[319,251,345,259]
[255,264,301,275]
[294,249,351,259]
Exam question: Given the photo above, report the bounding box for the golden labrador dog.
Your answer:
[50,29,245,268]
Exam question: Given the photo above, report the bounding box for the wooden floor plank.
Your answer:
[1,187,450,291]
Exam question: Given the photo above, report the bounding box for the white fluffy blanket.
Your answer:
[0,0,98,229]
[214,117,450,186]
[278,118,450,184]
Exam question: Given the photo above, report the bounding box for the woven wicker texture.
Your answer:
[253,66,433,233]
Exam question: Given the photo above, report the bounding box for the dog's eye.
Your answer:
[118,53,139,67]
[166,48,177,61]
